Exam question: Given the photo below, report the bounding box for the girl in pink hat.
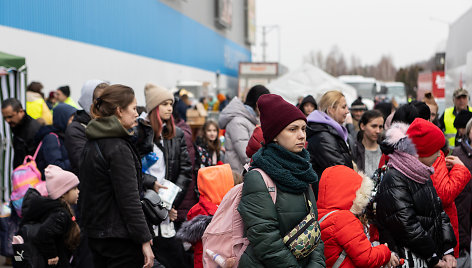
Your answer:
[18,165,80,267]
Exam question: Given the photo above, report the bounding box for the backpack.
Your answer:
[202,168,276,268]
[10,133,58,217]
[12,223,46,268]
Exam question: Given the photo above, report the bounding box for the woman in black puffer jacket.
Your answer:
[376,119,456,268]
[306,91,353,197]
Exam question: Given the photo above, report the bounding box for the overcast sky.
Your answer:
[254,0,472,70]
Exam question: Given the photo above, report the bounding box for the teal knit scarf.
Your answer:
[250,143,318,194]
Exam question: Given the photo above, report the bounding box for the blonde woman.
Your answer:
[306,91,353,195]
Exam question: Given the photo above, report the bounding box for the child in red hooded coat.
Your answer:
[176,164,239,268]
[317,165,398,268]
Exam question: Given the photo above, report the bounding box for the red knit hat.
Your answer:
[406,118,445,157]
[257,94,307,143]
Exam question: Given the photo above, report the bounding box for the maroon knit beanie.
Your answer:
[406,118,445,157]
[257,94,307,143]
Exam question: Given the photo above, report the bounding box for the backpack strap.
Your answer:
[251,168,276,203]
[29,141,44,163]
[29,132,61,162]
[333,250,347,268]
[318,210,338,224]
[318,210,345,268]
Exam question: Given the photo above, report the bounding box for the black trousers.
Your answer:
[88,237,143,268]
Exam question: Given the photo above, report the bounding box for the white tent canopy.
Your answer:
[266,63,358,106]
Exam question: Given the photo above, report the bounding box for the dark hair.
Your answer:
[1,98,23,112]
[412,101,431,121]
[374,102,393,120]
[91,84,135,118]
[392,101,430,124]
[27,81,43,93]
[58,86,71,97]
[200,120,221,154]
[244,85,270,110]
[92,83,109,100]
[357,109,384,141]
[59,198,81,251]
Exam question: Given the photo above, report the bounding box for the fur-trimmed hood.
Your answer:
[317,165,373,215]
[176,215,212,244]
[384,122,417,156]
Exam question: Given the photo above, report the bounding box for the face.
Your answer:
[351,109,364,121]
[457,128,467,137]
[303,103,315,116]
[158,100,173,120]
[116,98,138,129]
[55,90,68,102]
[328,97,349,124]
[273,120,307,153]
[1,106,25,127]
[360,117,384,143]
[454,95,469,111]
[426,104,438,122]
[205,124,218,142]
[418,150,440,167]
[62,186,79,205]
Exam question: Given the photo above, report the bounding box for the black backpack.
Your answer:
[12,223,46,268]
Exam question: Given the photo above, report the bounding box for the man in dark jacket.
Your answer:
[2,98,41,168]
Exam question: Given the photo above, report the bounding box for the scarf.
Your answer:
[387,151,434,184]
[250,143,318,194]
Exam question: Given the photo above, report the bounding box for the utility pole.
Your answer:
[260,25,280,62]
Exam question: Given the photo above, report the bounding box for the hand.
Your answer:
[169,208,178,221]
[142,240,154,268]
[434,260,447,268]
[442,254,456,268]
[445,156,464,169]
[48,256,59,265]
[153,181,168,193]
[386,253,400,267]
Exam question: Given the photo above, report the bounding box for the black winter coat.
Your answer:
[79,116,152,245]
[11,114,41,168]
[452,140,472,253]
[64,110,91,176]
[306,122,353,178]
[351,139,366,172]
[375,168,456,266]
[21,188,74,267]
[136,120,192,212]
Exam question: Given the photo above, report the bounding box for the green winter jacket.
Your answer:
[237,170,326,267]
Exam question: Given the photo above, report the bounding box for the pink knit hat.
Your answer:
[45,165,79,200]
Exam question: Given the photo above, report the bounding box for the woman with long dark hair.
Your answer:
[195,120,222,168]
[352,110,384,177]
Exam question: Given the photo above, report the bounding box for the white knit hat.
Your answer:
[144,83,174,113]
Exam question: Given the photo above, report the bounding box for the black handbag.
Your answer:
[141,189,168,225]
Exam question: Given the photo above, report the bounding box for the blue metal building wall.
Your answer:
[0,0,251,77]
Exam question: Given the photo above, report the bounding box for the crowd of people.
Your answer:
[1,80,472,268]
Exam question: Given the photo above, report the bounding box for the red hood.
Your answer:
[317,165,373,214]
